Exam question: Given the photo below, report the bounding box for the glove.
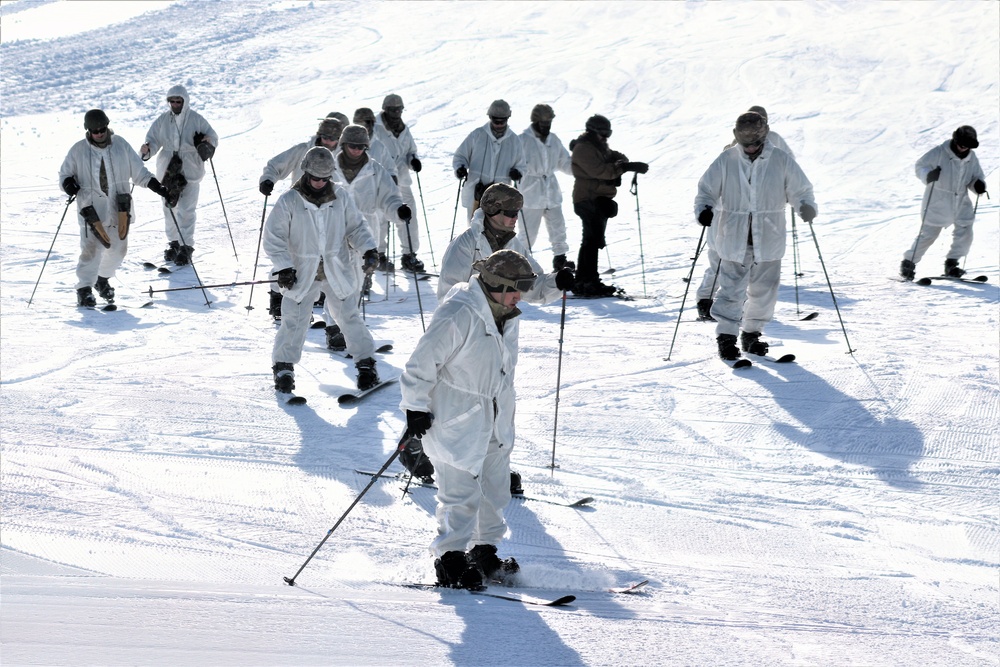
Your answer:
[259,180,274,196]
[397,204,412,221]
[410,157,422,173]
[62,176,80,196]
[455,166,468,180]
[80,205,100,224]
[799,203,817,223]
[621,162,649,174]
[275,268,297,289]
[147,177,169,199]
[406,410,433,438]
[196,141,215,161]
[926,166,941,184]
[509,167,522,181]
[362,248,379,275]
[973,179,987,195]
[698,206,713,227]
[555,268,575,291]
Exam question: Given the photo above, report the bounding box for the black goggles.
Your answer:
[90,127,108,135]
[482,269,536,293]
[306,174,331,183]
[343,143,368,151]
[489,116,509,124]
[384,106,403,113]
[739,138,765,149]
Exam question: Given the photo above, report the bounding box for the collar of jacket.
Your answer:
[292,176,337,206]
[476,277,521,332]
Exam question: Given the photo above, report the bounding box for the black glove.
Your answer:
[147,177,169,199]
[410,157,422,173]
[79,205,100,224]
[406,410,433,438]
[555,268,575,291]
[973,179,987,195]
[62,176,80,196]
[259,180,274,196]
[799,203,817,223]
[698,206,713,227]
[397,204,412,221]
[455,166,468,180]
[362,248,380,275]
[275,268,297,289]
[926,166,941,184]
[509,167,522,181]
[621,162,649,174]
[196,141,215,161]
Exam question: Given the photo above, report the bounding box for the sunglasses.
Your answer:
[343,143,367,151]
[90,127,108,135]
[318,134,338,142]
[307,175,331,183]
[740,138,765,149]
[384,106,404,113]
[168,99,184,105]
[489,116,509,124]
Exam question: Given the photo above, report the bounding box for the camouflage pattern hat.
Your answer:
[477,249,536,293]
[340,124,370,147]
[382,94,404,110]
[317,117,343,141]
[530,104,555,123]
[747,105,768,123]
[479,183,523,216]
[300,146,336,179]
[734,111,768,146]
[488,99,511,118]
[84,109,110,131]
[353,107,376,123]
[326,111,350,126]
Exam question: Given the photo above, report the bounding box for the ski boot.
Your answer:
[944,258,965,278]
[899,259,916,281]
[272,362,295,393]
[174,245,194,266]
[76,286,97,307]
[696,298,715,321]
[164,241,180,263]
[267,290,282,321]
[740,331,769,356]
[572,278,617,297]
[468,544,520,584]
[552,254,575,271]
[325,325,346,351]
[355,357,379,391]
[314,291,326,309]
[401,253,425,273]
[399,435,435,481]
[434,551,483,591]
[377,252,394,272]
[717,334,741,361]
[94,276,115,303]
[509,470,523,495]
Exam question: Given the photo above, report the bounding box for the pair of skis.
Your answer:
[279,375,399,407]
[915,274,989,286]
[722,352,796,369]
[399,579,648,608]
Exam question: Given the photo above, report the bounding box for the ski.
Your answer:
[276,390,307,405]
[916,274,989,286]
[722,358,753,369]
[338,376,399,405]
[355,470,595,508]
[332,343,394,359]
[610,580,649,594]
[142,260,173,274]
[513,492,595,508]
[748,352,796,364]
[400,583,575,607]
[567,290,634,302]
[799,312,819,321]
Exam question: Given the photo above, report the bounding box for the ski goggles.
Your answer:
[343,143,368,151]
[479,265,537,293]
[739,138,765,149]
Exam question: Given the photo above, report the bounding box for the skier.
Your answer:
[518,104,576,271]
[321,124,409,352]
[263,147,381,393]
[399,249,538,590]
[452,99,526,223]
[352,107,398,182]
[694,111,817,361]
[373,94,426,273]
[569,114,649,297]
[900,125,987,280]
[59,109,169,306]
[141,84,218,267]
[258,115,345,321]
[697,105,795,320]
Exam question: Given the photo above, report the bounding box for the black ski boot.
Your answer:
[314,291,326,308]
[325,325,346,351]
[164,241,180,263]
[573,278,617,297]
[272,362,295,393]
[944,258,965,278]
[899,259,916,281]
[399,435,435,480]
[76,286,97,307]
[94,276,115,303]
[401,253,424,272]
[509,471,523,495]
[268,290,282,321]
[468,544,520,583]
[552,254,575,271]
[740,331,769,356]
[434,551,483,590]
[355,357,379,391]
[174,245,194,266]
[717,334,741,361]
[696,298,715,321]
[377,252,394,272]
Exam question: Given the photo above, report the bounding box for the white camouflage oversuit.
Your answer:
[453,123,526,222]
[373,113,420,255]
[517,125,573,258]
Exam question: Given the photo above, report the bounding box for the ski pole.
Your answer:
[246,195,269,313]
[630,173,647,297]
[665,226,707,361]
[517,209,534,255]
[413,170,436,268]
[166,206,212,307]
[602,246,615,275]
[549,291,568,470]
[209,158,238,261]
[807,220,856,355]
[449,176,466,242]
[284,431,411,586]
[149,279,276,295]
[401,216,426,331]
[907,180,936,268]
[963,192,983,271]
[790,208,802,315]
[29,195,76,306]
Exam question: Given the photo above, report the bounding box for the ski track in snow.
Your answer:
[2,1,999,664]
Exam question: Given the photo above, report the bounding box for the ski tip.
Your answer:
[376,343,394,353]
[142,261,158,269]
[775,353,796,363]
[731,359,753,369]
[972,275,989,283]
[101,304,118,312]
[549,594,577,606]
[570,497,596,507]
[287,396,307,405]
[800,312,819,321]
[916,277,932,286]
[337,395,357,405]
[157,267,172,274]
[310,320,327,329]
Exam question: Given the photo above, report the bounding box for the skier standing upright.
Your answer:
[900,125,987,280]
[452,99,526,223]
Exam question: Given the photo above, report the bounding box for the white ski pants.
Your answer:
[75,221,127,289]
[162,181,201,247]
[696,246,723,301]
[712,246,782,337]
[272,277,374,365]
[429,438,512,557]
[379,185,419,256]
[518,207,569,256]
[905,221,974,265]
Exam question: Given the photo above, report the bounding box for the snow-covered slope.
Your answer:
[2,1,997,664]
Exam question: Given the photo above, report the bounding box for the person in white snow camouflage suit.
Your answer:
[697,105,795,320]
[518,104,575,271]
[264,147,381,393]
[900,125,987,281]
[141,84,218,266]
[694,111,817,362]
[453,99,527,223]
[400,249,538,590]
[259,116,345,320]
[59,109,169,307]
[373,94,425,272]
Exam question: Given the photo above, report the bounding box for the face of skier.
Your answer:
[953,141,971,157]
[493,288,522,308]
[487,208,519,232]
[167,96,184,114]
[740,137,764,157]
[383,105,403,121]
[343,143,367,159]
[318,135,339,150]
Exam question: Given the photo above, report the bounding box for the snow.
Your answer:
[1,0,998,664]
